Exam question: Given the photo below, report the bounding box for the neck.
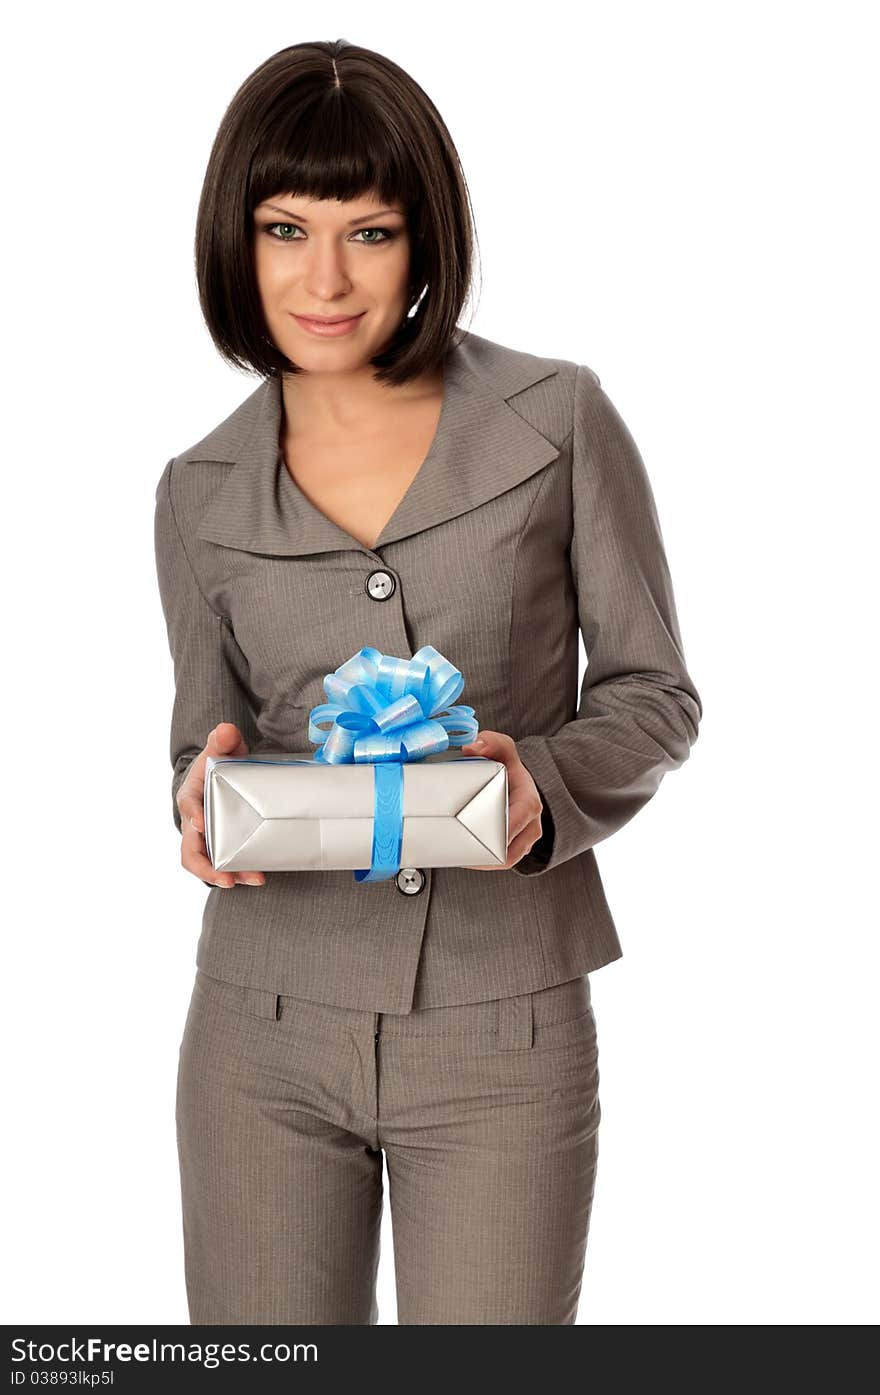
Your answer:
[281,364,444,436]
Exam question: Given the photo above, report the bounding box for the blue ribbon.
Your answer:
[305,644,480,882]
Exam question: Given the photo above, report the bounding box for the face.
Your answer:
[252,191,412,371]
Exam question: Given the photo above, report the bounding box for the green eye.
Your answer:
[264,223,302,241]
[355,227,393,243]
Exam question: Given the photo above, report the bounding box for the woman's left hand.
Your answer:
[458,730,545,871]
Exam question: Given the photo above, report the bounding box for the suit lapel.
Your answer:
[190,330,562,558]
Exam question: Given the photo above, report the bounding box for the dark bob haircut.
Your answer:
[194,38,479,386]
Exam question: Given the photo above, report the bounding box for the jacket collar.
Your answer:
[189,329,562,558]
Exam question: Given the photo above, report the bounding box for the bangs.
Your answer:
[248,92,422,214]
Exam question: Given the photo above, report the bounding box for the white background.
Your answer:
[3,0,877,1326]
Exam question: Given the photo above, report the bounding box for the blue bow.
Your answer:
[306,644,480,882]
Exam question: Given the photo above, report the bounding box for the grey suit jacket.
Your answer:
[154,328,702,1013]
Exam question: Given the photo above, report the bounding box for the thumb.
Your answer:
[461,733,487,751]
[210,722,243,752]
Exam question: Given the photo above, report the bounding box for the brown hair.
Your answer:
[194,39,479,386]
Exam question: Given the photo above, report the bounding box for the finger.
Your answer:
[506,816,544,867]
[182,838,235,888]
[504,746,544,834]
[176,752,207,834]
[506,788,543,846]
[178,789,205,836]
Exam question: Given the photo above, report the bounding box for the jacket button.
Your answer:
[395,866,426,895]
[365,569,396,600]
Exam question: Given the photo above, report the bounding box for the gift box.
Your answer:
[202,644,509,882]
[204,749,508,874]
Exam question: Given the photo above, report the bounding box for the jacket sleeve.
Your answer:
[512,365,702,877]
[154,457,261,835]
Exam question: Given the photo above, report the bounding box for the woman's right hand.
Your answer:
[177,723,266,889]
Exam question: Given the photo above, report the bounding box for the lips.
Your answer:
[290,311,366,338]
[295,313,364,324]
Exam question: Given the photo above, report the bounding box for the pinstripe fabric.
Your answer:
[176,966,599,1324]
[155,329,702,1014]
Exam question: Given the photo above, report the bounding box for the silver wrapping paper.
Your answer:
[203,751,509,872]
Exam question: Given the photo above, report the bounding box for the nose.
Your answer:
[302,239,354,300]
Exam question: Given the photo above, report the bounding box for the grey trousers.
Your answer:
[176,966,601,1325]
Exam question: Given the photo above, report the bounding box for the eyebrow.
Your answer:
[258,203,405,226]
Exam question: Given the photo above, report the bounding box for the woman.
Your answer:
[155,38,702,1325]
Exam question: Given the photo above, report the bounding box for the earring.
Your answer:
[407,283,426,318]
